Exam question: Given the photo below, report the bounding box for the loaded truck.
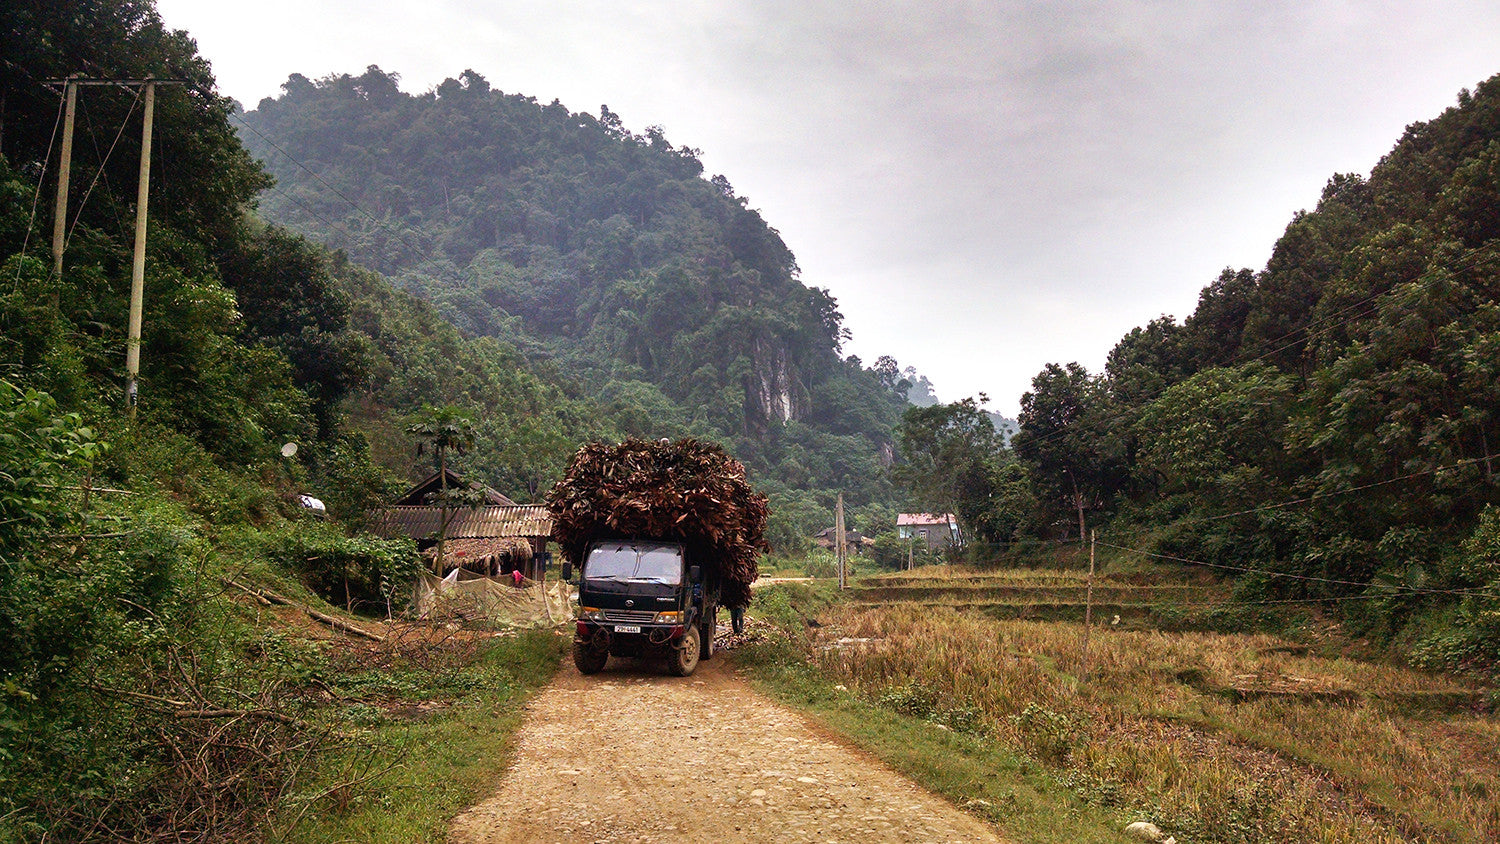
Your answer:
[565,539,719,676]
[548,437,767,679]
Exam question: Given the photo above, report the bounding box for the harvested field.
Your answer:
[805,596,1499,843]
[849,568,1229,632]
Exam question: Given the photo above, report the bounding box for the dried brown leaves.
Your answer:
[546,439,767,604]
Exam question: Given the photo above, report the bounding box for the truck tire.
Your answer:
[668,625,701,676]
[573,641,607,675]
[699,603,716,660]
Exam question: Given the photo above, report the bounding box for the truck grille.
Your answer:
[601,609,657,623]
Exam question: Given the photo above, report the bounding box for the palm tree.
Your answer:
[407,405,477,573]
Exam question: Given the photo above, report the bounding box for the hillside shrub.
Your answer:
[264,526,420,614]
[1413,506,1500,675]
[0,396,320,839]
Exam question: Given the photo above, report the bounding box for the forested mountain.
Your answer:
[236,68,914,529]
[997,75,1500,668]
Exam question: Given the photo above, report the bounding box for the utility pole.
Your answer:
[835,492,847,589]
[1081,529,1096,684]
[124,79,156,418]
[49,76,78,308]
[43,76,182,417]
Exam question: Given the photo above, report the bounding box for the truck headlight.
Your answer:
[580,607,605,621]
[653,611,683,624]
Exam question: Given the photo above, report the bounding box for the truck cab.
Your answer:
[569,539,719,676]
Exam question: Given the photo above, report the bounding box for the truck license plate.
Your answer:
[614,625,641,634]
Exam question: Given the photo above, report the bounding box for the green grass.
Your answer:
[270,629,566,843]
[737,590,1127,844]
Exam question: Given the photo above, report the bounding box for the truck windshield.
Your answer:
[584,542,683,584]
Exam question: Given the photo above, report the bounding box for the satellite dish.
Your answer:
[280,442,299,458]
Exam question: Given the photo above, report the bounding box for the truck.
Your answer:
[548,437,766,677]
[565,538,719,676]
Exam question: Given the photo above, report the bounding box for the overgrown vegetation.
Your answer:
[270,629,567,843]
[745,581,1499,844]
[0,3,581,836]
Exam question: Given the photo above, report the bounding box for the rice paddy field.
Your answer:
[751,569,1499,844]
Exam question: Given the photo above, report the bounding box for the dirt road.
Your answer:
[450,651,1009,844]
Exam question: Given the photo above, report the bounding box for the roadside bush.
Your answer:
[1011,702,1079,765]
[1413,506,1500,676]
[804,548,837,579]
[870,533,918,569]
[878,682,939,717]
[264,525,420,614]
[1,508,320,839]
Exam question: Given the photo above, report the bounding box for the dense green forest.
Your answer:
[234,68,934,538]
[909,75,1500,671]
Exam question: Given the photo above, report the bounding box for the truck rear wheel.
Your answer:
[668,625,701,676]
[573,641,607,675]
[699,605,716,661]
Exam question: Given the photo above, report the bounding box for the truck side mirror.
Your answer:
[689,565,701,583]
[562,561,573,582]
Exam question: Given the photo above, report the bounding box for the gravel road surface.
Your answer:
[450,651,1008,844]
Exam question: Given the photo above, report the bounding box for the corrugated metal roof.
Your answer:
[372,505,553,540]
[396,469,516,506]
[896,513,956,526]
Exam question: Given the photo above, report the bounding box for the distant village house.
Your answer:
[812,526,876,553]
[896,513,960,551]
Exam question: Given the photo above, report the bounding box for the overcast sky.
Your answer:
[156,0,1500,416]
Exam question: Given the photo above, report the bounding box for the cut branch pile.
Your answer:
[547,438,768,607]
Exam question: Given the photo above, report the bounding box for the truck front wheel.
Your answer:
[573,641,607,675]
[668,626,701,676]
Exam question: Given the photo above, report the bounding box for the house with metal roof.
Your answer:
[395,468,516,506]
[372,471,552,579]
[896,513,961,551]
[812,526,875,552]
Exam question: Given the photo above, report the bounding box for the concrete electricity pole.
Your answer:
[44,76,181,417]
[49,76,78,307]
[124,79,156,418]
[835,492,848,589]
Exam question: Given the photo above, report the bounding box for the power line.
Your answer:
[1097,540,1497,599]
[1198,451,1500,523]
[67,87,142,249]
[261,181,367,245]
[12,90,65,287]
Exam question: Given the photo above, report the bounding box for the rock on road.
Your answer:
[450,652,1009,844]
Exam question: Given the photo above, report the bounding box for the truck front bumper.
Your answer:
[575,620,686,651]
